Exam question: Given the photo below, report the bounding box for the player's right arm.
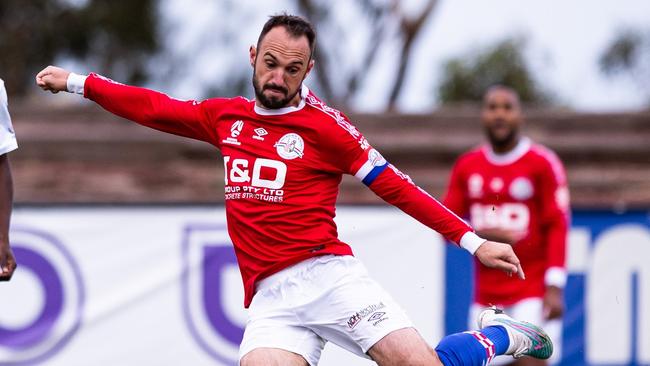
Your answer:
[368,163,525,279]
[318,113,524,279]
[36,66,220,145]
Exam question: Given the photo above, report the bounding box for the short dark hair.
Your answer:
[257,14,316,58]
[483,84,521,105]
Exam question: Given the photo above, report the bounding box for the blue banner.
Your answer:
[445,210,650,365]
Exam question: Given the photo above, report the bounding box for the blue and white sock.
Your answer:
[435,326,510,366]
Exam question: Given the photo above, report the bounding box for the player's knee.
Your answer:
[398,350,443,366]
[240,348,277,366]
[369,328,442,366]
[239,349,264,366]
[405,349,443,366]
[373,350,442,366]
[240,348,308,366]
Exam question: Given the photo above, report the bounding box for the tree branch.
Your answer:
[387,0,438,110]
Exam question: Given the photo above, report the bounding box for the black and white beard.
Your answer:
[252,74,301,109]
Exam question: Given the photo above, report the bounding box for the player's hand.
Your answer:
[35,66,71,94]
[543,285,564,320]
[0,241,17,282]
[474,240,525,279]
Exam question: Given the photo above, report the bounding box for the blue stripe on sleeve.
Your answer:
[362,163,388,186]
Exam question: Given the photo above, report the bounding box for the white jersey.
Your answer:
[0,79,18,155]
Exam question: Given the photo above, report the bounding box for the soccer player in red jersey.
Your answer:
[444,86,570,366]
[0,79,18,282]
[37,14,554,366]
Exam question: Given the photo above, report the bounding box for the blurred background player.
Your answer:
[0,78,18,282]
[444,85,569,365]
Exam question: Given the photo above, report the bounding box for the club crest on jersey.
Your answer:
[509,177,534,200]
[490,177,504,192]
[468,174,484,198]
[222,120,244,145]
[274,133,305,160]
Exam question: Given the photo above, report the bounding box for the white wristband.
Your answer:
[66,73,88,95]
[459,231,486,255]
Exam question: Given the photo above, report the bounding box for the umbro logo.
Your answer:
[253,127,268,141]
[368,311,388,326]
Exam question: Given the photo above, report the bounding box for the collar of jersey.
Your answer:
[253,85,309,116]
[483,137,532,165]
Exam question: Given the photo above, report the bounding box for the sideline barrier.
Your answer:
[1,207,648,365]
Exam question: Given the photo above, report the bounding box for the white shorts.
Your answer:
[239,255,413,365]
[470,298,563,365]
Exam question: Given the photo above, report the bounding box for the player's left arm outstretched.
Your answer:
[36,66,221,145]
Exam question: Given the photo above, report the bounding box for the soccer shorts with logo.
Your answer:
[239,255,413,365]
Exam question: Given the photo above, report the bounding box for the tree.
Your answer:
[436,37,551,104]
[295,0,439,110]
[599,28,650,105]
[0,0,160,96]
[2,0,438,110]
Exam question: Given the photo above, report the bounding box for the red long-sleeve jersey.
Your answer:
[444,138,570,305]
[82,73,479,307]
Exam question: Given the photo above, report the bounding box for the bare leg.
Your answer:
[367,328,444,366]
[240,347,309,366]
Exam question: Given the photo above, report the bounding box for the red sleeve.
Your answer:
[369,165,475,244]
[443,159,469,218]
[537,150,570,285]
[84,73,221,146]
[317,112,475,245]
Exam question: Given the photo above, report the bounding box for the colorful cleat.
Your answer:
[477,306,553,359]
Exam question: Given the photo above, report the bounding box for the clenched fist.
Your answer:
[35,66,71,93]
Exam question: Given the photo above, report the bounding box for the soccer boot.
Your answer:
[477,306,553,359]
